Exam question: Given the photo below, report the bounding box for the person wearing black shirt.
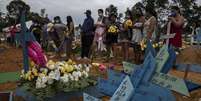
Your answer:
[81,10,95,59]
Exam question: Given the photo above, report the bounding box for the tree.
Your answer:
[131,2,145,20]
[6,0,30,24]
[105,4,118,16]
[132,0,201,34]
[40,8,46,18]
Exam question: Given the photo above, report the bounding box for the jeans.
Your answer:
[81,34,94,58]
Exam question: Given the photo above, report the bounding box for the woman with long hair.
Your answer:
[66,15,74,60]
[121,9,133,61]
[144,8,157,41]
[132,13,145,63]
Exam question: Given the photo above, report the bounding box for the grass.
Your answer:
[0,71,20,84]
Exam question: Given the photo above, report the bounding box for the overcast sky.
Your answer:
[0,0,140,25]
[1,0,200,25]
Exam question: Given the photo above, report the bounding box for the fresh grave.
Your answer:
[126,43,201,94]
[98,44,191,99]
[176,64,201,74]
[97,52,177,101]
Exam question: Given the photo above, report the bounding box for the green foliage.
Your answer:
[132,0,201,34]
[6,0,30,16]
[1,0,48,31]
[6,0,30,23]
[105,4,118,16]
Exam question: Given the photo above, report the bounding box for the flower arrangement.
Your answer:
[125,19,133,28]
[140,39,162,51]
[108,25,119,33]
[19,59,96,101]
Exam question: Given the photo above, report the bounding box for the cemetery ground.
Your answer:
[1,43,201,101]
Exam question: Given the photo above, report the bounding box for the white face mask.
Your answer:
[55,20,60,23]
[98,13,103,17]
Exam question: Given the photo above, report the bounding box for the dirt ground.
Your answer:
[1,43,201,101]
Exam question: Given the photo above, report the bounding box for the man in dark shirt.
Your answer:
[30,20,42,44]
[81,10,95,59]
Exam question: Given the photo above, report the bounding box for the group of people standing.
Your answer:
[25,5,185,61]
[29,15,75,60]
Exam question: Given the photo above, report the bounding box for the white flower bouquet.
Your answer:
[19,59,96,101]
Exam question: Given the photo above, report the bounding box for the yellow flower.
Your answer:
[38,73,46,77]
[30,61,35,68]
[144,45,147,48]
[42,70,48,76]
[28,76,32,81]
[60,67,66,74]
[46,60,55,66]
[153,44,156,48]
[32,68,38,77]
[108,25,118,33]
[92,63,100,67]
[64,65,74,73]
[67,59,73,65]
[24,71,33,81]
[155,43,159,47]
[125,20,133,27]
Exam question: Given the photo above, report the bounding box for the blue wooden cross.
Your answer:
[108,52,175,101]
[20,11,35,72]
[130,52,175,101]
[145,40,156,57]
[160,45,176,73]
[97,69,126,96]
[130,52,156,91]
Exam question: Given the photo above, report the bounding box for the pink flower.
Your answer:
[99,64,106,72]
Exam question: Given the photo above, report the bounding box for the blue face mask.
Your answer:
[170,12,176,17]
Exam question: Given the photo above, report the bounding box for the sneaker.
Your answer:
[84,57,89,60]
[110,51,114,58]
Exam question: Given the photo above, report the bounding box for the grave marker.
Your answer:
[122,61,139,74]
[83,93,101,101]
[131,52,156,90]
[97,78,116,96]
[151,72,189,96]
[131,83,175,101]
[160,33,176,40]
[155,45,169,72]
[110,76,134,101]
[97,70,125,96]
[107,69,126,86]
[145,40,156,57]
[161,45,176,73]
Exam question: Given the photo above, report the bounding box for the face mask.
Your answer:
[98,13,103,17]
[170,12,176,17]
[55,20,59,23]
[126,15,131,19]
[86,14,91,18]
